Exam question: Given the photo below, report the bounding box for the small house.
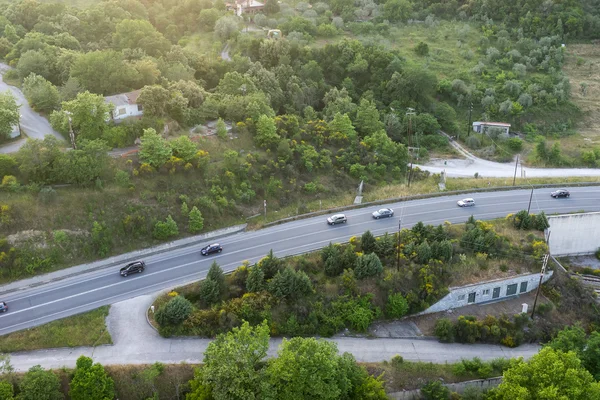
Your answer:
[226,0,265,16]
[104,90,143,122]
[472,121,511,136]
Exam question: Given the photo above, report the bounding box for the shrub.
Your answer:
[414,41,429,56]
[534,211,549,231]
[269,266,313,299]
[114,170,130,187]
[386,292,409,319]
[188,206,204,233]
[153,215,179,240]
[421,380,450,400]
[506,137,523,152]
[360,230,376,254]
[155,296,193,326]
[207,262,226,293]
[198,278,221,306]
[466,135,481,149]
[434,318,454,342]
[513,210,531,230]
[246,265,265,292]
[354,253,383,279]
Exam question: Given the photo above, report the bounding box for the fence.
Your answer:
[388,376,503,399]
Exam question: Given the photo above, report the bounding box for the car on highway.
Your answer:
[0,301,7,313]
[201,243,223,255]
[551,189,570,198]
[120,261,145,277]
[372,208,394,219]
[457,198,475,207]
[327,214,347,225]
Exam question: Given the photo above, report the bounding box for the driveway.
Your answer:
[5,294,541,371]
[415,132,600,178]
[0,63,65,153]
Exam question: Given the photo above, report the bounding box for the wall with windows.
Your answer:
[421,272,553,314]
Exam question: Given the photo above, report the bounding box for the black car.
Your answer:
[201,243,223,256]
[0,301,7,313]
[551,189,570,198]
[120,261,145,276]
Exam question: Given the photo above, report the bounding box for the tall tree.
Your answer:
[50,91,112,141]
[0,92,20,140]
[254,115,280,149]
[139,128,172,168]
[354,99,383,137]
[137,85,171,117]
[70,50,136,95]
[69,356,115,400]
[113,19,171,57]
[22,73,60,112]
[18,365,64,400]
[16,136,63,183]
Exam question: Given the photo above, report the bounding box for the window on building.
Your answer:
[118,107,126,115]
[483,289,490,296]
[137,104,143,111]
[506,283,518,296]
[520,281,528,293]
[458,294,465,301]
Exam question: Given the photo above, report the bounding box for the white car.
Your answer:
[327,214,347,225]
[457,198,475,207]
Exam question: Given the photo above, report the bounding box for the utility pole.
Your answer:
[406,108,416,187]
[531,231,551,319]
[396,218,402,271]
[527,186,534,214]
[466,102,473,138]
[66,112,76,150]
[512,154,519,186]
[263,200,267,222]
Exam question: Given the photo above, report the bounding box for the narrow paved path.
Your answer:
[0,63,65,153]
[415,132,600,178]
[6,294,541,371]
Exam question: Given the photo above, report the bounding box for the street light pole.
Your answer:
[513,154,519,186]
[527,186,534,214]
[264,200,267,222]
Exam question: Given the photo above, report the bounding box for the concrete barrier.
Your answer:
[388,376,503,399]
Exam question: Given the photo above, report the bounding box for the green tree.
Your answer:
[386,292,409,318]
[91,220,111,257]
[195,321,270,400]
[0,381,13,400]
[582,332,600,380]
[113,19,171,57]
[153,215,179,240]
[258,250,283,279]
[547,325,587,356]
[51,91,112,141]
[383,0,412,22]
[324,244,343,277]
[329,112,357,142]
[155,295,193,326]
[16,136,62,183]
[421,381,450,400]
[264,0,280,14]
[198,278,221,306]
[16,50,50,81]
[534,211,550,231]
[137,85,171,117]
[354,99,383,137]
[139,128,172,168]
[216,118,227,139]
[188,206,204,233]
[0,92,20,140]
[414,41,429,56]
[254,115,280,149]
[170,135,197,163]
[488,347,600,400]
[18,365,64,400]
[269,266,313,299]
[360,230,376,254]
[198,9,220,32]
[69,355,115,400]
[246,266,265,292]
[22,73,60,112]
[0,154,17,178]
[341,244,359,271]
[207,262,226,294]
[264,338,350,400]
[70,50,135,95]
[354,253,383,279]
[54,139,111,185]
[214,16,240,41]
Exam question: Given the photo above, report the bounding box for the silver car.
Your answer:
[327,214,347,225]
[457,198,475,207]
[372,208,394,219]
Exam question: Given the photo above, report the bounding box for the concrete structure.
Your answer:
[422,271,553,314]
[8,123,20,139]
[548,212,600,256]
[226,0,264,16]
[104,89,143,122]
[472,121,511,136]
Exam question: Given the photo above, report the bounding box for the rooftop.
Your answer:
[104,89,142,107]
[473,121,511,127]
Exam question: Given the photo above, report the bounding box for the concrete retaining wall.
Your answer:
[548,212,600,256]
[422,272,553,314]
[388,376,503,399]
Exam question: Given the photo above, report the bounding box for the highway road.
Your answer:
[1,186,599,335]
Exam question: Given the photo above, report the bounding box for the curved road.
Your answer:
[1,187,599,336]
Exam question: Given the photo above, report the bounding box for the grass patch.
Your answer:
[0,306,111,352]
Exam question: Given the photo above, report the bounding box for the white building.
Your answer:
[472,121,511,136]
[104,90,143,122]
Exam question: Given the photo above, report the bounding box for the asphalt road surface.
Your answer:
[1,187,599,335]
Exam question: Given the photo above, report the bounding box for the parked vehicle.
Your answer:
[327,214,347,225]
[551,189,570,198]
[0,301,7,313]
[201,243,223,255]
[120,261,145,277]
[372,208,394,219]
[457,198,475,207]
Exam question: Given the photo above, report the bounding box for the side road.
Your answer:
[6,294,541,371]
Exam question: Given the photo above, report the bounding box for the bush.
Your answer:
[153,215,179,240]
[506,137,523,152]
[421,380,450,400]
[434,318,454,342]
[513,210,532,230]
[414,41,429,56]
[354,253,383,279]
[155,295,193,326]
[188,206,204,233]
[246,265,265,292]
[269,266,313,299]
[386,292,409,319]
[466,135,481,149]
[198,278,221,306]
[114,170,130,187]
[361,230,376,254]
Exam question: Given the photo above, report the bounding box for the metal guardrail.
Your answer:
[263,181,600,228]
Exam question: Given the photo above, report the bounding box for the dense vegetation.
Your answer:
[153,215,551,338]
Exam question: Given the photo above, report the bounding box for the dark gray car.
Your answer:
[120,261,145,277]
[372,208,394,219]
